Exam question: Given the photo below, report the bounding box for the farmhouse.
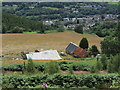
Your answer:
[66,42,87,58]
[26,50,62,60]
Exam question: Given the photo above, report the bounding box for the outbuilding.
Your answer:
[66,42,87,58]
[26,50,62,60]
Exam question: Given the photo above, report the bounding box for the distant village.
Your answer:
[43,14,118,30]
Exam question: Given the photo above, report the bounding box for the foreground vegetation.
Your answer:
[3,60,97,73]
[2,73,120,88]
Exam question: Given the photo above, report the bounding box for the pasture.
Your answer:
[2,32,103,60]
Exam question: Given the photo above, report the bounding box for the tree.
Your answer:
[74,24,83,34]
[96,60,102,71]
[2,24,7,33]
[79,37,89,49]
[26,58,36,73]
[100,54,107,70]
[11,26,24,33]
[107,54,120,73]
[89,45,99,57]
[101,36,119,56]
[45,61,60,74]
[57,24,65,32]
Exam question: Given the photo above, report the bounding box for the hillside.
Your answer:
[2,12,45,33]
[2,2,118,20]
[2,32,103,60]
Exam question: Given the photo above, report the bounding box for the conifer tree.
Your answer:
[79,37,89,49]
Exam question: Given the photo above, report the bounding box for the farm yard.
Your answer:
[2,32,103,60]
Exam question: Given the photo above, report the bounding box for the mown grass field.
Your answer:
[2,32,103,60]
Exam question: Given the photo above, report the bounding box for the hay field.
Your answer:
[2,32,103,60]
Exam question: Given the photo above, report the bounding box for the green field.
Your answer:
[108,2,119,5]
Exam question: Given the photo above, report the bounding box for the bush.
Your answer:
[26,59,36,73]
[45,61,60,74]
[88,45,99,57]
[90,66,97,73]
[100,54,107,70]
[35,64,45,72]
[57,25,64,32]
[69,65,74,74]
[72,64,91,71]
[3,64,24,71]
[60,64,69,71]
[96,60,102,71]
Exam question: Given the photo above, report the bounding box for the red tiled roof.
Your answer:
[73,47,87,58]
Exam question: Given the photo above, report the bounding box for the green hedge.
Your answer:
[2,74,120,88]
[3,64,45,72]
[3,61,93,72]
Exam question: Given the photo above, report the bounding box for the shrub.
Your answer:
[44,61,60,74]
[57,25,64,32]
[88,45,99,57]
[69,65,74,74]
[96,60,102,71]
[60,64,69,71]
[3,64,24,71]
[35,64,45,72]
[72,64,91,71]
[26,59,36,73]
[90,66,97,73]
[100,54,107,70]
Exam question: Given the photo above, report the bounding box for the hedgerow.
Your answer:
[2,61,93,72]
[2,74,120,88]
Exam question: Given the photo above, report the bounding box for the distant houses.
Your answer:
[43,21,54,25]
[42,14,118,30]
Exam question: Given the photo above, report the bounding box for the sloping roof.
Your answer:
[66,42,87,58]
[26,50,62,60]
[73,47,87,58]
[66,42,79,54]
